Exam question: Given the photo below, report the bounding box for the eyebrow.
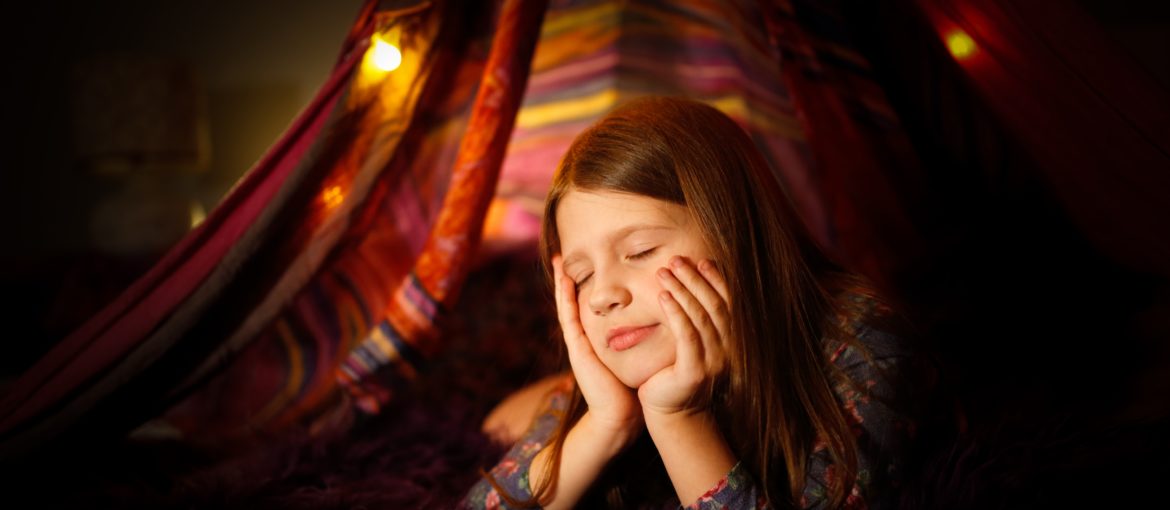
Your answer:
[561,224,675,268]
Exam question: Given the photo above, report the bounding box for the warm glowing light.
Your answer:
[189,200,207,228]
[371,37,402,71]
[322,186,344,209]
[946,30,977,60]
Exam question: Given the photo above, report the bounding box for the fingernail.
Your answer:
[698,259,711,272]
[659,291,671,302]
[670,257,684,269]
[657,267,671,279]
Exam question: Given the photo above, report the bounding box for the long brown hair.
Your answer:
[521,96,870,508]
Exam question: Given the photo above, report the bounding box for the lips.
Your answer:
[606,324,659,351]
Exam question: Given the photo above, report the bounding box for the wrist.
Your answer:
[529,410,640,510]
[642,407,716,431]
[643,409,738,506]
[579,410,641,454]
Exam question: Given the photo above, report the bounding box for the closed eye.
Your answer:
[627,247,658,261]
[575,248,657,286]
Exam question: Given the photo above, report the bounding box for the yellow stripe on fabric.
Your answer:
[516,88,619,129]
[248,320,306,428]
[541,2,620,37]
[532,26,618,71]
[707,95,806,141]
[369,325,402,362]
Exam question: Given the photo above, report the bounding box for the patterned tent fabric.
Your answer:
[338,0,844,416]
[0,0,547,457]
[158,0,549,448]
[1,0,924,457]
[337,0,549,415]
[10,0,1156,468]
[493,0,827,251]
[0,0,380,457]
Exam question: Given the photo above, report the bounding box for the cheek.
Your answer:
[638,271,669,308]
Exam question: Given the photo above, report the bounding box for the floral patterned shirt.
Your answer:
[462,296,919,510]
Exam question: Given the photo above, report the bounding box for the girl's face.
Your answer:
[556,189,715,388]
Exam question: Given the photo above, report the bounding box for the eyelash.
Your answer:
[628,247,658,261]
[575,248,658,286]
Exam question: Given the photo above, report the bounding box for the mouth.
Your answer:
[606,324,659,351]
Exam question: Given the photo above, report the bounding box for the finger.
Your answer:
[658,289,703,378]
[668,258,730,338]
[661,260,731,376]
[669,258,731,351]
[560,275,586,338]
[658,262,723,346]
[552,253,564,306]
[552,256,586,349]
[552,256,571,332]
[554,260,611,378]
[553,256,583,331]
[696,259,731,306]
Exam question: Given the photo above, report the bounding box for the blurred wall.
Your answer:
[0,0,364,259]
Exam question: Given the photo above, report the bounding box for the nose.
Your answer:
[587,272,632,317]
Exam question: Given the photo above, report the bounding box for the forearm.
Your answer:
[529,410,636,510]
[645,411,738,506]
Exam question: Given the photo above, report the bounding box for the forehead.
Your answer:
[559,189,677,218]
[556,190,688,251]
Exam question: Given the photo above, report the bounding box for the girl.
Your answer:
[463,97,925,509]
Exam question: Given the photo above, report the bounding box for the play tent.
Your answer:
[3,0,1167,506]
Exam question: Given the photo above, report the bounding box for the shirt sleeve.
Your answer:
[682,461,769,510]
[801,326,919,510]
[460,389,568,510]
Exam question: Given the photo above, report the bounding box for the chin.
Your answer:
[613,351,675,389]
[617,370,654,389]
[596,328,676,388]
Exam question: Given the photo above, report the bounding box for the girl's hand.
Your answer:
[638,257,732,418]
[552,254,643,442]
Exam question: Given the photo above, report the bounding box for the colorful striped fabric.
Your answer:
[154,0,838,445]
[0,0,520,455]
[155,0,549,445]
[490,0,829,252]
[2,0,935,458]
[0,0,384,456]
[337,0,837,417]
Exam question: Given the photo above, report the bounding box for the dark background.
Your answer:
[0,1,1167,506]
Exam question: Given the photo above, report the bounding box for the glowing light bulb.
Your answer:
[371,37,402,71]
[322,186,344,209]
[189,200,207,228]
[946,30,977,60]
